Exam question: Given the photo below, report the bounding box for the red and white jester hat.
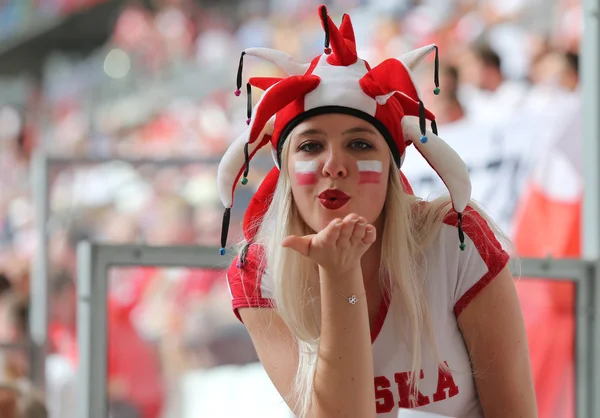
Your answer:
[216,5,471,257]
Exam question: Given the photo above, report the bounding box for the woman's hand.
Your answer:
[281,214,376,275]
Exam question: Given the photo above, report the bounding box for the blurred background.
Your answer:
[0,0,586,417]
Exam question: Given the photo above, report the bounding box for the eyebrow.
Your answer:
[294,126,377,138]
[342,126,378,136]
[295,128,327,138]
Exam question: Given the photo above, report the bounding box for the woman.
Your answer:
[216,5,536,417]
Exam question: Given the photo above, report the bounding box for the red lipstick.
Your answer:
[318,189,350,210]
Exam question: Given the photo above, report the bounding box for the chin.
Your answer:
[313,216,333,232]
[316,208,351,228]
[308,213,337,232]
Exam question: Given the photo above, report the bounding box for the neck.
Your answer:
[562,76,579,92]
[437,100,464,124]
[483,73,503,92]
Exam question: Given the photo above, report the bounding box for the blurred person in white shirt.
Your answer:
[401,64,517,229]
[459,43,529,127]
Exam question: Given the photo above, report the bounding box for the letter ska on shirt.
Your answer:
[374,363,459,413]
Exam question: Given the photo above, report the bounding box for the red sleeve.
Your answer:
[226,244,276,322]
[444,206,510,317]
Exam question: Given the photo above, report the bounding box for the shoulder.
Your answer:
[226,243,276,322]
[421,203,511,316]
[226,243,266,279]
[442,206,507,263]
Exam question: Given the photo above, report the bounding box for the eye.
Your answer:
[297,141,323,153]
[349,139,373,150]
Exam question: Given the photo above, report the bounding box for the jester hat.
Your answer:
[216,5,471,255]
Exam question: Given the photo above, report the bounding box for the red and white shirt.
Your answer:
[226,206,510,418]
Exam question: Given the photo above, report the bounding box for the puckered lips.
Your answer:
[318,188,350,210]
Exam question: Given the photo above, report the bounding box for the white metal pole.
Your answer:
[76,241,95,418]
[582,0,600,259]
[30,150,49,389]
[76,244,233,418]
[76,241,109,418]
[581,1,600,416]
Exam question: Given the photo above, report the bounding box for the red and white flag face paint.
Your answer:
[358,160,383,184]
[294,160,318,185]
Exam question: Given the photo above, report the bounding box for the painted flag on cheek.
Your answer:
[358,160,383,184]
[295,160,318,185]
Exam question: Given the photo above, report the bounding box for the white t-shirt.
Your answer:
[460,81,529,128]
[226,206,509,418]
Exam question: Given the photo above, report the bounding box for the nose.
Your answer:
[322,148,348,179]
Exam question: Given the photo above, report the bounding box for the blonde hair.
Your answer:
[243,140,508,417]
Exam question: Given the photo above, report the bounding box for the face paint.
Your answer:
[295,160,318,185]
[357,160,383,184]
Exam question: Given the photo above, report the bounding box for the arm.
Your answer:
[457,266,537,418]
[241,215,377,418]
[240,268,374,418]
[238,308,299,409]
[313,266,375,417]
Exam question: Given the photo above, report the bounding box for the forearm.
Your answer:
[311,266,375,418]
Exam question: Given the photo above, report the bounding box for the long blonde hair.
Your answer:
[244,140,506,417]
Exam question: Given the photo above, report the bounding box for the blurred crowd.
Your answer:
[0,0,111,40]
[0,0,584,417]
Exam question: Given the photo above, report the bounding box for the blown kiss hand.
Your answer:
[281,214,376,274]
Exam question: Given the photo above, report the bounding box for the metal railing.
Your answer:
[75,243,599,418]
[28,153,273,389]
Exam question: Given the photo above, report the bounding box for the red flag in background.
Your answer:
[512,94,582,418]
